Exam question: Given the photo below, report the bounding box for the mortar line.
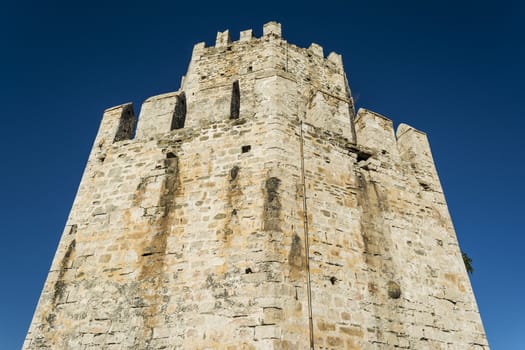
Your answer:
[300,121,315,350]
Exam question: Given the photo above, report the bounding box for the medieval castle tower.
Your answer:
[24,22,488,349]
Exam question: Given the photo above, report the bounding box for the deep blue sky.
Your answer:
[1,1,523,348]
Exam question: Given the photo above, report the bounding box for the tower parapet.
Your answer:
[135,91,186,139]
[98,22,355,143]
[24,21,488,350]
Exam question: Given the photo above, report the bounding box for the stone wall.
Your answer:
[24,22,488,349]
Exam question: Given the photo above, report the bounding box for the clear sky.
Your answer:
[1,1,523,348]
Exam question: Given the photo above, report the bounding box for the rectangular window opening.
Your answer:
[230,80,240,120]
[113,104,136,142]
[171,92,187,130]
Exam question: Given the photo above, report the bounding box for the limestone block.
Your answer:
[254,325,281,340]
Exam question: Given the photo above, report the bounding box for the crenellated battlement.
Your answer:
[354,107,443,190]
[190,21,343,73]
[96,22,440,182]
[94,22,442,194]
[98,21,354,146]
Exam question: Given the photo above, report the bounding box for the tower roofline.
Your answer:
[192,21,343,68]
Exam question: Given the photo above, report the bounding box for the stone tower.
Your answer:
[24,22,488,349]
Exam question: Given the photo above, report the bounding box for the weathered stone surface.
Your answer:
[24,21,488,349]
